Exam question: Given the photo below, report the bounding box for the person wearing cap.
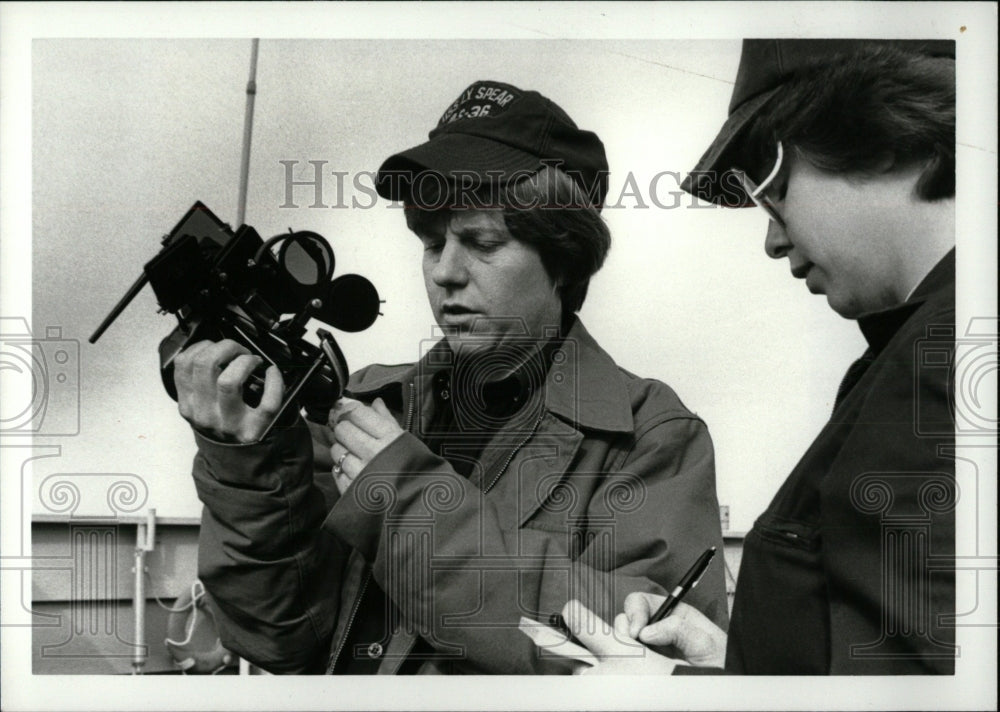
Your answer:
[561,40,956,675]
[177,80,728,674]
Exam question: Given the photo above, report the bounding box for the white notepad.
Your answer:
[518,616,598,667]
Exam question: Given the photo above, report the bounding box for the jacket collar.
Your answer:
[347,317,634,433]
[907,246,955,303]
[857,247,955,352]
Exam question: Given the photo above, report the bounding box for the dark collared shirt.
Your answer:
[832,251,955,413]
[422,338,561,477]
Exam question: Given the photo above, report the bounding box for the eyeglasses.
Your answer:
[732,141,786,228]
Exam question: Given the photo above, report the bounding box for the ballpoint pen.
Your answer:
[549,545,718,643]
[649,546,717,624]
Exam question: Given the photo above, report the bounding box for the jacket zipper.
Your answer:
[483,410,544,494]
[405,382,416,432]
[329,382,415,673]
[328,568,372,673]
[330,383,536,671]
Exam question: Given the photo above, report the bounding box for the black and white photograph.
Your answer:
[1,2,996,710]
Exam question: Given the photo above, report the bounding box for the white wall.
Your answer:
[25,37,864,530]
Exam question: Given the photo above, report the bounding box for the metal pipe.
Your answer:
[132,526,147,674]
[236,39,260,227]
[131,508,156,674]
[144,508,157,552]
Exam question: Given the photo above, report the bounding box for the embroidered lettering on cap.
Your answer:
[438,83,521,125]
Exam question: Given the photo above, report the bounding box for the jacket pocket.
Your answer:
[752,515,821,552]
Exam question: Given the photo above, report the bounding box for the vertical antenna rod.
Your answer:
[237,38,260,227]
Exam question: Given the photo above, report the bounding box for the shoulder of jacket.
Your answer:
[881,292,955,363]
[347,362,414,393]
[615,366,705,428]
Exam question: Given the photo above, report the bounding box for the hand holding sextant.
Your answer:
[90,202,382,441]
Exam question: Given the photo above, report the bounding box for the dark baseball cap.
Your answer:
[681,39,956,205]
[375,80,609,209]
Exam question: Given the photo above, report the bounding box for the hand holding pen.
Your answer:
[553,547,717,647]
[551,546,727,673]
[621,546,728,668]
[648,546,716,624]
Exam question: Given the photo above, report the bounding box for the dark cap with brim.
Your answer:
[681,39,956,206]
[376,80,609,210]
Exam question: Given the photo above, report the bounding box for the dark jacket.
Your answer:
[726,250,956,674]
[192,318,728,674]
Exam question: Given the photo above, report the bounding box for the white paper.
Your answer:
[518,616,598,667]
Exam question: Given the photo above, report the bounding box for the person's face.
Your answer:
[759,147,917,319]
[415,208,563,356]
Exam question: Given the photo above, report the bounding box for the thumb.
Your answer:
[636,601,726,668]
[637,614,687,648]
[371,397,393,419]
[329,397,362,425]
[562,600,642,659]
[623,591,660,639]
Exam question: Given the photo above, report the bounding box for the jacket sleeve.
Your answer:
[325,413,727,674]
[191,419,349,674]
[578,414,729,632]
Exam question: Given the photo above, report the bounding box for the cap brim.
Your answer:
[376,133,543,204]
[680,86,780,206]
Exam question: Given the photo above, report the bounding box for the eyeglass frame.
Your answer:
[731,141,786,228]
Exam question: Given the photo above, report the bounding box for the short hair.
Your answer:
[405,166,611,315]
[742,45,955,201]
